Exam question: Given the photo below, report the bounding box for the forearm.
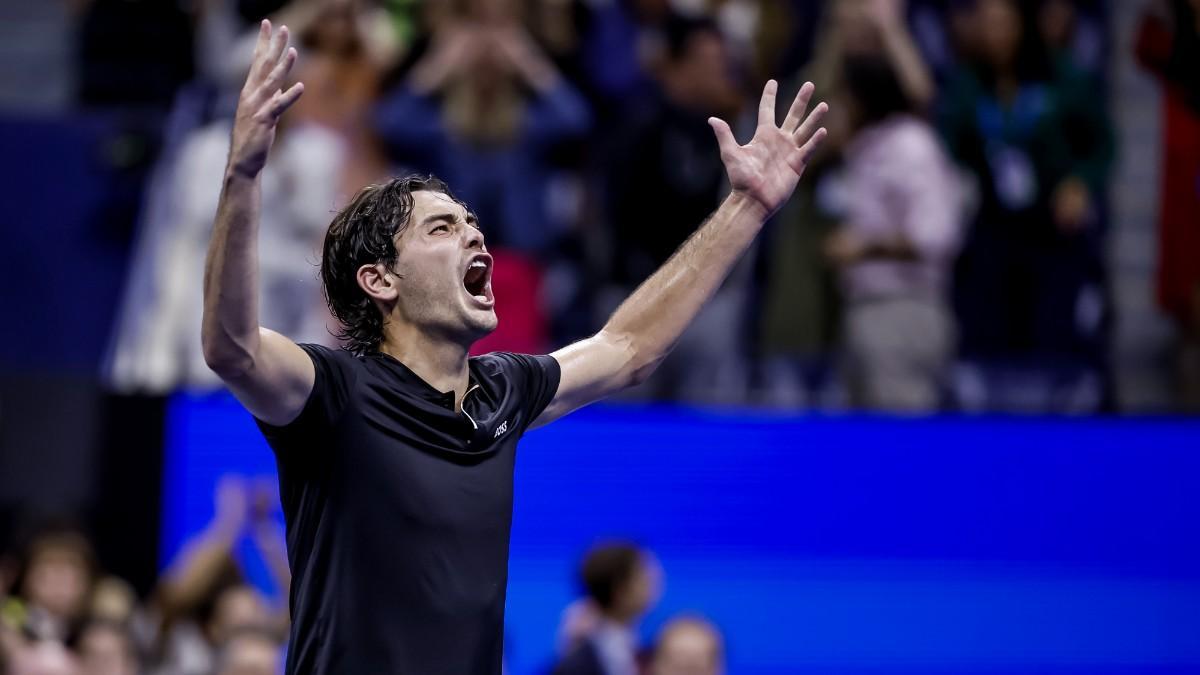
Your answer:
[202,170,263,375]
[157,524,238,615]
[603,192,767,381]
[879,21,935,110]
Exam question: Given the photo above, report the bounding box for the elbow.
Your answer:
[599,328,662,389]
[201,324,256,380]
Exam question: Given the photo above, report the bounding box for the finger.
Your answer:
[758,79,778,128]
[794,126,828,166]
[782,81,815,133]
[264,47,298,91]
[265,25,290,72]
[267,82,305,119]
[247,19,272,82]
[708,116,738,157]
[792,101,829,145]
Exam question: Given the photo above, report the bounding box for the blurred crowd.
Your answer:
[4,0,1199,670]
[0,483,716,675]
[84,0,1197,414]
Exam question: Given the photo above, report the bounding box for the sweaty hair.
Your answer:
[321,174,464,355]
[578,541,642,611]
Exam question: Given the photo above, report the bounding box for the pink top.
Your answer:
[841,114,963,302]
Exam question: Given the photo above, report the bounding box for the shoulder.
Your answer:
[301,343,365,382]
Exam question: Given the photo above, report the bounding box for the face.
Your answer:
[78,625,137,675]
[976,0,1022,68]
[23,549,89,621]
[385,191,496,344]
[1038,0,1075,50]
[671,31,738,113]
[835,0,881,55]
[216,636,280,675]
[652,623,723,675]
[209,586,270,645]
[615,552,663,621]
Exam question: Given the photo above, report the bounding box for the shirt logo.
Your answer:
[494,420,509,439]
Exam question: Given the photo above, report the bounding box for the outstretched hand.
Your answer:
[709,80,828,218]
[228,20,305,178]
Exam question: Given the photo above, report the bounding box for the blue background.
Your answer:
[162,393,1200,674]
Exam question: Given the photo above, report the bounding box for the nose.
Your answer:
[465,226,485,251]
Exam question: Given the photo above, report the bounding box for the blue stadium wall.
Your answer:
[161,394,1200,674]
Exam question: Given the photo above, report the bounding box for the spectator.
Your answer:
[605,14,749,403]
[939,0,1113,409]
[576,0,675,114]
[1136,0,1200,411]
[151,478,286,675]
[824,54,962,412]
[1038,0,1105,76]
[210,627,281,675]
[284,0,404,195]
[11,528,97,644]
[375,0,591,255]
[552,542,662,675]
[108,96,345,392]
[759,0,938,407]
[73,620,138,675]
[649,615,724,675]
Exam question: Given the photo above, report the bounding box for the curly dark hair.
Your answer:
[321,174,465,355]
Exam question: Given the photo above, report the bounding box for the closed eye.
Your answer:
[430,224,450,234]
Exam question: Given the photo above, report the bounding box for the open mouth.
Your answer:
[462,254,494,306]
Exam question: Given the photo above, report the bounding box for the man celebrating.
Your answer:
[202,20,826,675]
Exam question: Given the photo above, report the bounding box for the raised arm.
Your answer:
[202,20,313,426]
[534,81,827,426]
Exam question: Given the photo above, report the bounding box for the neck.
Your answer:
[379,325,472,410]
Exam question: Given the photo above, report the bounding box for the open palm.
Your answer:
[228,20,305,178]
[709,80,828,217]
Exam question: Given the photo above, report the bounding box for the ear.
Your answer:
[356,262,400,304]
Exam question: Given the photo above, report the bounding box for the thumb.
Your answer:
[708,117,738,157]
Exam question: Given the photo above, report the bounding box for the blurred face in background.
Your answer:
[652,620,724,675]
[1038,0,1076,52]
[307,0,360,56]
[664,28,740,117]
[975,0,1023,70]
[77,623,138,675]
[835,0,882,56]
[215,633,280,675]
[208,585,270,646]
[612,551,663,622]
[22,546,90,622]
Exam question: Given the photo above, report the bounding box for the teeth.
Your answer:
[474,295,488,303]
[470,261,486,269]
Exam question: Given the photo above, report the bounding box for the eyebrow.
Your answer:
[421,211,482,230]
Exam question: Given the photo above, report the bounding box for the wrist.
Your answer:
[225,162,262,183]
[726,190,772,224]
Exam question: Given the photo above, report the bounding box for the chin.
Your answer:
[461,309,498,342]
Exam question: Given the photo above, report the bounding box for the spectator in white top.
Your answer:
[825,52,962,412]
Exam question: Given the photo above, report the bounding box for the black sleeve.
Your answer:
[254,343,357,455]
[485,352,561,432]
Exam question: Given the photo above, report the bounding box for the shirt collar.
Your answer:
[367,350,479,410]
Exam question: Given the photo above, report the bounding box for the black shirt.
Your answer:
[255,344,561,674]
